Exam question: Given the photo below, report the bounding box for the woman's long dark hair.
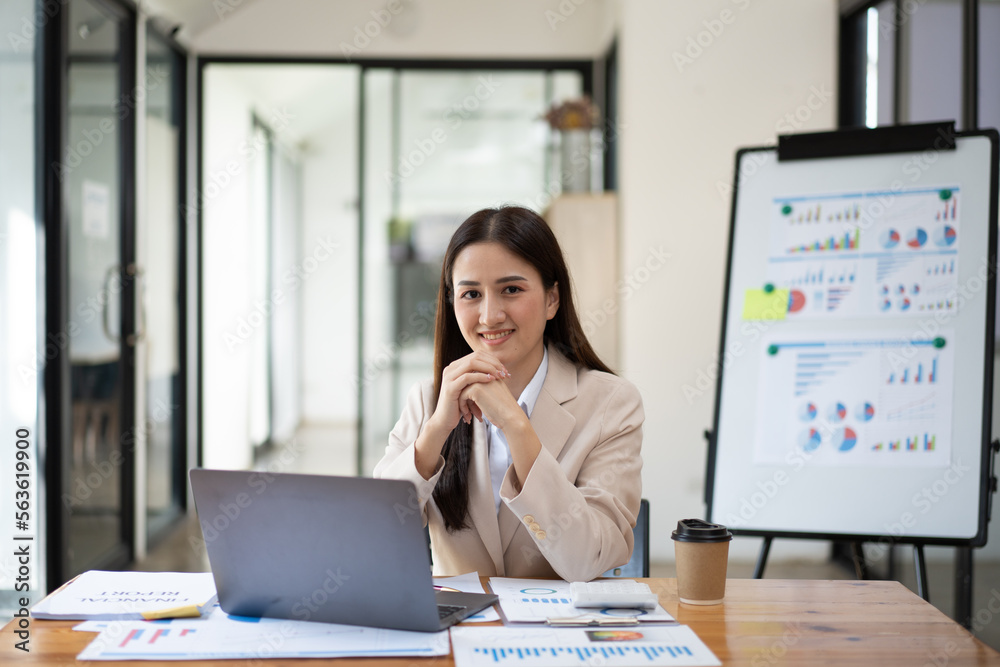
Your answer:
[432,206,613,531]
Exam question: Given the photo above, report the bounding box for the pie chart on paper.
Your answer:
[828,402,847,423]
[880,228,900,249]
[833,427,858,452]
[799,428,822,453]
[799,402,818,421]
[907,228,928,249]
[855,401,875,422]
[934,225,957,247]
[788,289,806,314]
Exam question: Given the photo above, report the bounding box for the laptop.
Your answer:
[189,468,498,632]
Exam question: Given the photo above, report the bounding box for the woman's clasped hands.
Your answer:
[434,351,522,432]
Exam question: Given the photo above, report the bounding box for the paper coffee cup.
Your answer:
[671,519,732,605]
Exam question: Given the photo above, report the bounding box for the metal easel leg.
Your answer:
[851,542,869,580]
[914,544,930,602]
[754,537,772,579]
[955,546,973,628]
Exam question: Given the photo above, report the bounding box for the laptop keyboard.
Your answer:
[437,604,466,619]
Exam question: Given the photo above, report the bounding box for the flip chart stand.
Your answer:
[703,122,999,630]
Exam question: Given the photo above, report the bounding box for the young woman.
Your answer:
[374,206,644,582]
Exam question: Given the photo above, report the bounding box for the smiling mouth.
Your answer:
[481,330,513,341]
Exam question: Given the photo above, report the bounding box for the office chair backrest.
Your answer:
[603,498,650,578]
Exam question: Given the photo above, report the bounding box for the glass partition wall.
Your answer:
[200,61,586,478]
[0,0,43,616]
[359,68,584,474]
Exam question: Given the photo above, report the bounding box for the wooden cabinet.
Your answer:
[545,193,620,371]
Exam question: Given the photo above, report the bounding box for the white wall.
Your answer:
[201,70,257,469]
[193,0,611,58]
[617,0,839,562]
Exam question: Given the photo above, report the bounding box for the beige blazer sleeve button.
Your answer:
[529,522,541,532]
[535,530,547,540]
[523,515,535,525]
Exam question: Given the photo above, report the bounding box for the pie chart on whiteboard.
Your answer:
[788,289,806,313]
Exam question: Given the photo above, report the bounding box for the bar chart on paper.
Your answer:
[754,332,955,467]
[450,626,721,667]
[76,612,450,660]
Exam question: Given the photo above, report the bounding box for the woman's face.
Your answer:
[451,242,560,377]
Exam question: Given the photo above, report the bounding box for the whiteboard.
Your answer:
[707,129,998,546]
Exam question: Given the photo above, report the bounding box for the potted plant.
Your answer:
[543,96,600,193]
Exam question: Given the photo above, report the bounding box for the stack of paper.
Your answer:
[31,571,217,620]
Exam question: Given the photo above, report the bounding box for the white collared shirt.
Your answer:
[485,348,549,514]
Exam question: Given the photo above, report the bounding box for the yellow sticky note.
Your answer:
[742,288,788,320]
[141,604,203,620]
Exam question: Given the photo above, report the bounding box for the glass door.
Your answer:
[63,0,134,577]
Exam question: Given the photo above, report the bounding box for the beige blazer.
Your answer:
[373,345,644,582]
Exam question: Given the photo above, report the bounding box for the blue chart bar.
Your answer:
[473,644,696,664]
[519,598,571,604]
[885,357,938,385]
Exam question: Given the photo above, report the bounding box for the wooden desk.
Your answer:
[3,578,999,665]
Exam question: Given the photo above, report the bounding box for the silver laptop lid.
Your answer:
[190,468,443,631]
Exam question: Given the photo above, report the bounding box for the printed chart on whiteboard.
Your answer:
[767,186,960,319]
[754,332,955,467]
